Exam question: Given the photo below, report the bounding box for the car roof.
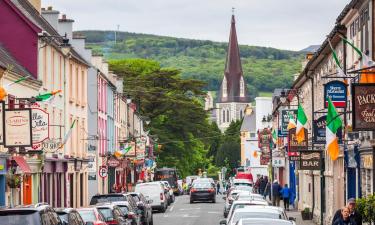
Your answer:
[137,182,161,186]
[93,193,124,197]
[55,208,75,213]
[232,200,269,205]
[110,201,130,206]
[233,206,283,213]
[233,179,252,183]
[238,218,293,225]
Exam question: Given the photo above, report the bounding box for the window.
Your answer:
[59,56,62,90]
[69,64,73,101]
[227,109,230,122]
[43,47,48,88]
[76,67,79,104]
[82,70,86,105]
[222,109,225,123]
[222,77,227,98]
[240,77,245,97]
[250,133,256,138]
[51,50,55,90]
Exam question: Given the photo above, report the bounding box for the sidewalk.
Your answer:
[287,209,316,225]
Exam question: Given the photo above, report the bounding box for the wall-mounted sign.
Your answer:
[0,102,4,144]
[31,108,49,144]
[362,155,373,169]
[87,156,97,173]
[42,139,61,153]
[258,128,271,148]
[272,157,285,167]
[313,115,342,144]
[107,158,120,167]
[352,84,375,130]
[4,109,32,147]
[288,151,300,161]
[280,110,297,137]
[288,128,308,151]
[300,151,322,170]
[260,154,270,166]
[324,81,347,108]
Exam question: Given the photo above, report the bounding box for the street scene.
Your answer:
[0,0,375,224]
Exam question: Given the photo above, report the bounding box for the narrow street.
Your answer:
[154,195,225,225]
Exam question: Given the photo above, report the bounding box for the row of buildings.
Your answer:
[267,0,375,224]
[0,0,155,207]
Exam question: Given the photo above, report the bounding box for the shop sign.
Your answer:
[352,84,375,130]
[30,108,49,144]
[288,151,300,161]
[107,158,120,167]
[313,115,342,144]
[4,108,32,147]
[324,81,347,108]
[362,155,373,169]
[87,156,96,173]
[280,110,297,137]
[0,102,4,144]
[272,157,285,167]
[42,139,61,153]
[288,128,308,152]
[258,128,271,148]
[260,154,270,166]
[300,151,322,170]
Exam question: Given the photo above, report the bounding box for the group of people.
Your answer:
[254,176,292,210]
[332,198,362,225]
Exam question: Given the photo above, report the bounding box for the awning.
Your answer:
[12,156,31,174]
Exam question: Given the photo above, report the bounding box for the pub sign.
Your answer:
[313,115,342,144]
[288,127,308,151]
[300,151,322,170]
[280,110,297,137]
[352,84,375,130]
[324,81,347,108]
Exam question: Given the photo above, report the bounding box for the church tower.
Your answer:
[216,14,250,132]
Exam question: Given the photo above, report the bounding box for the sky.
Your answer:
[42,0,349,51]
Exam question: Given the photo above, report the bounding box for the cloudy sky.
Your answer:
[42,0,348,51]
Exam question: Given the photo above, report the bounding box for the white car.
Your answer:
[135,182,168,213]
[233,179,253,188]
[160,181,175,203]
[226,200,269,223]
[235,218,295,225]
[221,206,295,225]
[235,192,265,201]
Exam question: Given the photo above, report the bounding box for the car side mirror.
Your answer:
[219,219,227,225]
[106,217,114,222]
[289,217,296,221]
[85,222,94,225]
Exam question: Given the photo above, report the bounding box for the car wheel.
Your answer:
[212,198,216,203]
[190,199,194,204]
[149,216,154,225]
[160,205,166,213]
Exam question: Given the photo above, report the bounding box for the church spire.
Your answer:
[218,13,248,103]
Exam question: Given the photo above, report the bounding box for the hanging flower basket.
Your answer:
[6,173,22,188]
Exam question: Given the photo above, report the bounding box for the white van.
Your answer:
[135,182,168,213]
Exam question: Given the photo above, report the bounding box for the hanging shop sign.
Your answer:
[107,158,120,168]
[313,115,342,144]
[280,110,297,137]
[0,102,4,144]
[288,127,308,152]
[4,108,32,147]
[299,151,322,170]
[87,156,96,173]
[42,139,61,153]
[324,81,347,108]
[272,157,285,167]
[258,128,271,148]
[288,151,300,161]
[27,108,49,150]
[260,154,270,166]
[352,84,375,130]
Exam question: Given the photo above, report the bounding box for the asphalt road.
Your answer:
[154,194,225,225]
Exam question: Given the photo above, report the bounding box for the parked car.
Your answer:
[232,179,253,188]
[135,182,168,213]
[128,192,153,225]
[223,190,249,217]
[90,194,128,205]
[77,208,107,225]
[0,204,62,225]
[110,201,141,225]
[190,181,216,203]
[95,203,132,225]
[234,218,295,225]
[160,181,175,203]
[55,208,86,225]
[225,200,269,223]
[235,193,265,202]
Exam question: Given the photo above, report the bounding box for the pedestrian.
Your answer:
[332,198,362,225]
[280,184,291,210]
[254,176,261,194]
[271,180,281,206]
[216,181,221,195]
[259,176,267,195]
[263,180,271,200]
[332,206,357,225]
[110,183,117,193]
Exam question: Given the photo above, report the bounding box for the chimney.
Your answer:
[27,0,41,13]
[41,6,59,30]
[302,52,314,70]
[58,14,75,40]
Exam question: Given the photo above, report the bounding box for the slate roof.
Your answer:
[240,108,256,132]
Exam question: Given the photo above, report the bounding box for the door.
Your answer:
[23,175,32,204]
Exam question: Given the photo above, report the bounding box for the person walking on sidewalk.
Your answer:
[280,184,291,210]
[216,181,222,195]
[332,198,362,225]
[333,206,357,225]
[272,180,282,206]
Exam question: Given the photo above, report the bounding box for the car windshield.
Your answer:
[91,195,126,204]
[136,184,159,193]
[234,183,252,187]
[232,212,283,224]
[193,182,211,188]
[237,196,264,201]
[78,210,97,222]
[118,206,129,215]
[56,212,68,222]
[0,211,41,225]
[97,208,114,220]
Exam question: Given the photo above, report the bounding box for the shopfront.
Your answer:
[360,149,373,197]
[0,155,8,206]
[41,159,67,207]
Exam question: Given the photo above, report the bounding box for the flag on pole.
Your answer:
[35,90,62,101]
[6,75,31,87]
[327,39,346,77]
[287,113,297,130]
[296,103,308,143]
[326,97,343,161]
[272,128,277,144]
[59,119,77,149]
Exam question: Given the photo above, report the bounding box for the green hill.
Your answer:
[75,30,304,100]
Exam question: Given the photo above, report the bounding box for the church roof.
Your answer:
[217,15,249,103]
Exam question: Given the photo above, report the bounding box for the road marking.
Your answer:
[182,214,200,218]
[179,208,201,211]
[169,205,174,212]
[207,211,221,214]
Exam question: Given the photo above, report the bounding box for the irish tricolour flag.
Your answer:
[326,97,342,161]
[287,113,296,130]
[296,103,308,143]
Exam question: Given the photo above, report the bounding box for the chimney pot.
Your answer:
[47,6,52,10]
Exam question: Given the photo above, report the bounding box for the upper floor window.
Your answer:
[222,76,227,98]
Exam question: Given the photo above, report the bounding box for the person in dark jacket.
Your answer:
[332,198,362,225]
[259,176,267,195]
[333,206,357,225]
[280,184,291,210]
[271,180,282,206]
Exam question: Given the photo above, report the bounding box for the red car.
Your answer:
[77,208,107,225]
